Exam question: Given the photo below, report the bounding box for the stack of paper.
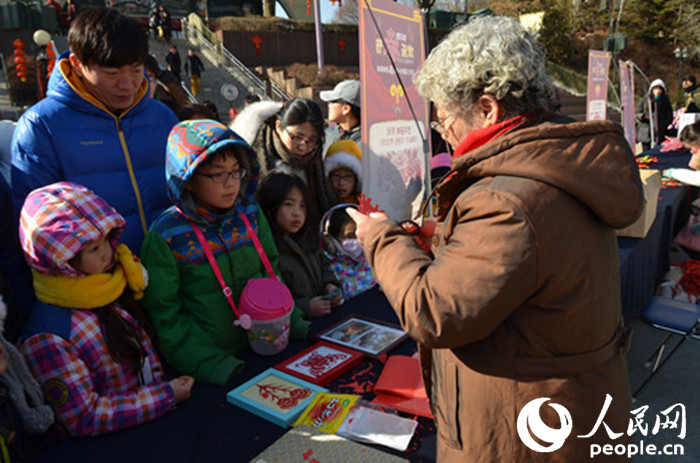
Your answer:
[371,355,433,419]
[336,405,418,451]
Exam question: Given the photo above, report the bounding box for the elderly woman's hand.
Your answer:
[346,208,388,242]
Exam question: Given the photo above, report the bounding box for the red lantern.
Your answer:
[307,0,311,16]
[13,38,28,82]
[337,38,346,53]
[251,35,262,56]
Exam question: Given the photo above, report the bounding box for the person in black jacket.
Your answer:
[165,45,181,82]
[148,7,160,40]
[636,78,674,152]
[184,49,204,97]
[158,5,172,43]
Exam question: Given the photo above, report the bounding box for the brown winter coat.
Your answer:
[361,119,644,462]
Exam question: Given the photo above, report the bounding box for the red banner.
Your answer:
[619,60,636,152]
[586,50,611,121]
[359,0,429,221]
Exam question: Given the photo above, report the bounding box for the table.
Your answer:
[30,287,435,463]
[30,148,693,463]
[617,146,694,322]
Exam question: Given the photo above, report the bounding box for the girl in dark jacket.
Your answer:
[256,173,341,318]
[636,78,674,152]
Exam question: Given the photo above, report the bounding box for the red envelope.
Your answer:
[371,355,432,419]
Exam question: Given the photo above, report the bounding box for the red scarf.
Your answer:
[453,113,529,158]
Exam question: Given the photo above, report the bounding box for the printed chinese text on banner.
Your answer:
[359,0,430,221]
[586,50,611,121]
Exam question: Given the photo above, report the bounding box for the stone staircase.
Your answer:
[255,66,316,101]
[148,36,237,122]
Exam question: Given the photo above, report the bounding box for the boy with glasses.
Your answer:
[140,120,309,385]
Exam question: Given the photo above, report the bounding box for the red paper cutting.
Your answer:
[358,194,384,215]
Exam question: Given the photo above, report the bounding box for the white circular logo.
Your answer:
[517,397,573,453]
[220,83,239,102]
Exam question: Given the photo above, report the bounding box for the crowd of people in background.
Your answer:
[636,73,700,151]
[149,3,172,43]
[0,8,376,460]
[1,5,700,463]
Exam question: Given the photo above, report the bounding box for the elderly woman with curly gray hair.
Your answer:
[347,16,644,462]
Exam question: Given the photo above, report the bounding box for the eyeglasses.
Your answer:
[430,111,457,135]
[330,173,355,183]
[195,168,247,183]
[284,127,318,147]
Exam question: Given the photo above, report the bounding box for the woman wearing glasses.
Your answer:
[231,98,335,227]
[347,16,643,462]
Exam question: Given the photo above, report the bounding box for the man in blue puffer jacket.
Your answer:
[11,8,178,251]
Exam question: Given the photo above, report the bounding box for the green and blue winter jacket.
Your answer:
[141,120,309,385]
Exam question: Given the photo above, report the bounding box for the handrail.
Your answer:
[0,53,11,93]
[181,16,288,102]
[180,79,198,104]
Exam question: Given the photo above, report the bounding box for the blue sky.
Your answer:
[275,0,341,24]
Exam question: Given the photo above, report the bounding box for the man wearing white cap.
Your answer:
[320,79,362,147]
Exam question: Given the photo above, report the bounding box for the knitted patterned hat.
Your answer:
[19,182,125,277]
[166,119,258,205]
[324,140,362,188]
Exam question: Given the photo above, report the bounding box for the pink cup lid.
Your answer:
[239,278,293,320]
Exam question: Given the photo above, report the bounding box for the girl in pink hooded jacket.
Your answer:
[18,182,193,436]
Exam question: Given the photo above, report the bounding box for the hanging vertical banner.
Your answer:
[586,50,611,121]
[619,60,636,152]
[359,0,429,221]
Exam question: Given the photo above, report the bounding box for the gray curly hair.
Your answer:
[414,16,559,119]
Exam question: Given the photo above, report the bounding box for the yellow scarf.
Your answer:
[33,244,147,309]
